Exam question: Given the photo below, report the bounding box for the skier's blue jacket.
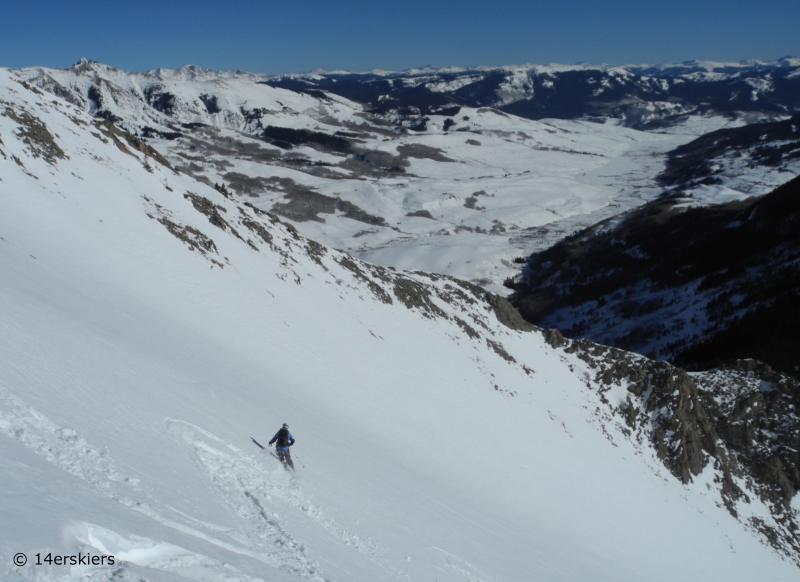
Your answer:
[269,429,295,451]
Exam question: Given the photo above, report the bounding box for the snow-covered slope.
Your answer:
[17,59,799,294]
[1,69,798,581]
[12,60,734,294]
[659,113,800,200]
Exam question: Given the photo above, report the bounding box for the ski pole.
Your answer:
[292,449,306,469]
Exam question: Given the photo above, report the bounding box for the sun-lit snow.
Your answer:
[0,68,798,582]
[15,60,798,297]
[9,62,726,294]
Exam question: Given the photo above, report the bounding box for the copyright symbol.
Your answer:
[13,553,27,566]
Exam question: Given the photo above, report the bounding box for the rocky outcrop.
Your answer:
[2,105,66,164]
[568,340,720,483]
[695,361,800,509]
[563,335,800,564]
[484,292,536,332]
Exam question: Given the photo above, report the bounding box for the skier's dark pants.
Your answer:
[277,449,294,470]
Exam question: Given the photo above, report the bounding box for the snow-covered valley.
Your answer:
[2,64,800,582]
[18,59,794,294]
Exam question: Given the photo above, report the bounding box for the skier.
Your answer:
[268,423,295,470]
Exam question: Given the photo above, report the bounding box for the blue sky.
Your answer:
[2,0,798,73]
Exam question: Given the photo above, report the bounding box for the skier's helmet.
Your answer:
[282,423,289,429]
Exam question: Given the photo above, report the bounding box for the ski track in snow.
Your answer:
[0,388,320,580]
[432,548,496,582]
[166,419,328,581]
[4,522,263,582]
[166,419,413,582]
[0,383,416,581]
[75,523,263,582]
[0,387,139,495]
[0,387,267,580]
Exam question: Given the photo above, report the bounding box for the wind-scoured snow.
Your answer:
[0,69,798,582]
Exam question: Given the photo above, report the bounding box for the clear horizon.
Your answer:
[2,0,798,75]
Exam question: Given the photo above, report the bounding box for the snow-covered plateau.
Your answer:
[1,65,799,581]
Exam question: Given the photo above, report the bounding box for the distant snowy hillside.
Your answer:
[658,113,800,200]
[17,59,789,294]
[509,175,800,380]
[1,68,798,582]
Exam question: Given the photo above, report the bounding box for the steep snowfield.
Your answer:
[1,71,797,582]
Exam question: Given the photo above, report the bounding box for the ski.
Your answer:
[251,436,285,463]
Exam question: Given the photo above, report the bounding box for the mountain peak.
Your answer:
[67,58,126,76]
[69,57,96,72]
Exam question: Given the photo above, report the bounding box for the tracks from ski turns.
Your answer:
[167,419,415,581]
[0,385,479,582]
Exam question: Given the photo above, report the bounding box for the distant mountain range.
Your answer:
[267,58,800,129]
[24,57,800,133]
